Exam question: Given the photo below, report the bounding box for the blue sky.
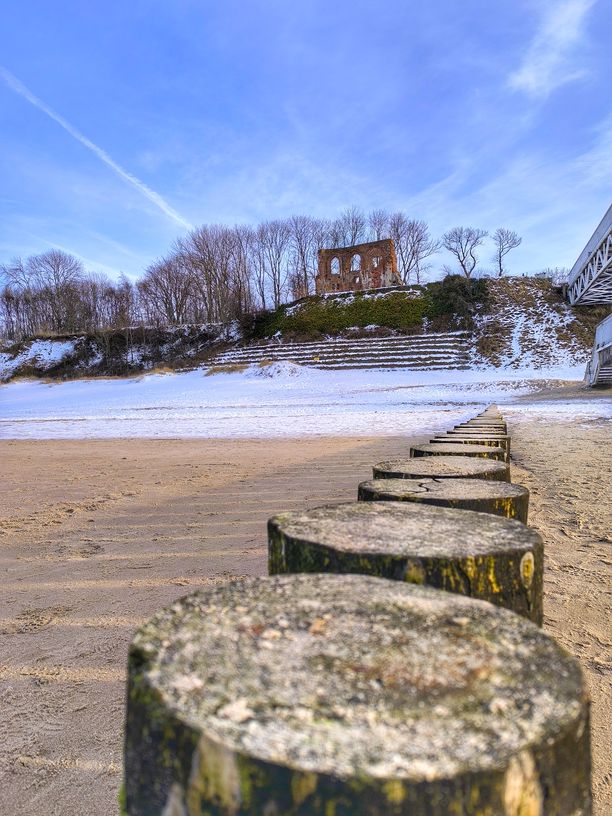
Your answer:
[1,0,610,280]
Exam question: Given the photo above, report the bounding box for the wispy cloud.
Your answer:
[508,0,596,98]
[0,67,193,230]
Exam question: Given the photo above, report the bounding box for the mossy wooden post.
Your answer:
[358,477,529,522]
[269,501,543,622]
[432,434,511,462]
[458,428,508,436]
[411,442,506,461]
[451,429,509,437]
[373,456,511,482]
[480,406,502,416]
[457,421,508,431]
[124,575,591,816]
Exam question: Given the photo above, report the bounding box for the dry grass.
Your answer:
[204,363,248,376]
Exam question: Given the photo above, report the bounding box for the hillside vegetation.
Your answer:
[0,325,227,382]
[251,277,488,339]
[0,277,606,381]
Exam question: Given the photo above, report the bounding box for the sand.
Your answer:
[0,416,610,814]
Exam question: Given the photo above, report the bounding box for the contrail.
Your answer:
[0,67,193,230]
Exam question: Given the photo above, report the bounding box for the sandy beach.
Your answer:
[0,409,610,813]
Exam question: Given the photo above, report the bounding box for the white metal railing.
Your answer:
[593,312,612,349]
[567,205,612,305]
[585,313,612,386]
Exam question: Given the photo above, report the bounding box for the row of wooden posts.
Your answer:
[123,406,592,815]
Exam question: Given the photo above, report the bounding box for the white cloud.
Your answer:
[508,0,596,98]
[0,67,193,230]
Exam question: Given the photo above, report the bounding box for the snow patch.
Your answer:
[0,339,78,380]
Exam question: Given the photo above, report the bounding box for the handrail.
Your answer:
[568,205,612,288]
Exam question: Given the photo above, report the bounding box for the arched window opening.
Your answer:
[350,253,361,271]
[330,257,341,275]
[371,255,382,268]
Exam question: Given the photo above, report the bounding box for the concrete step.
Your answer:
[206,332,474,372]
[214,351,470,364]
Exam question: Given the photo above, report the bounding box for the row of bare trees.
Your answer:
[442,227,522,279]
[0,210,522,340]
[0,250,136,340]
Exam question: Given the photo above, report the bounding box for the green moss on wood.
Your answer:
[269,501,541,622]
[358,477,529,523]
[124,575,590,815]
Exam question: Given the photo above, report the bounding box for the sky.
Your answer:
[0,0,610,281]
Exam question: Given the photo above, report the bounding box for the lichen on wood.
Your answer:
[124,574,590,815]
[373,456,510,482]
[269,501,542,622]
[411,443,506,461]
[432,435,511,462]
[358,477,529,522]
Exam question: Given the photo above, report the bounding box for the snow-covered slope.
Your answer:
[472,277,607,369]
[0,325,229,382]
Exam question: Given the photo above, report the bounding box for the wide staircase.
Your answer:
[207,331,471,371]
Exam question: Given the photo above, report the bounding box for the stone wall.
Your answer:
[315,238,401,294]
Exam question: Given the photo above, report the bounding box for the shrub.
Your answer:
[428,275,489,320]
[251,290,432,338]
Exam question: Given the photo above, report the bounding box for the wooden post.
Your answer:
[358,477,529,522]
[453,423,508,430]
[411,443,506,461]
[373,456,511,482]
[124,575,590,816]
[432,435,511,462]
[269,501,542,622]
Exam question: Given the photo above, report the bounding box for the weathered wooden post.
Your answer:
[457,421,507,430]
[269,501,542,622]
[124,575,591,815]
[431,435,511,462]
[449,429,509,437]
[410,442,506,461]
[358,477,529,522]
[373,456,511,482]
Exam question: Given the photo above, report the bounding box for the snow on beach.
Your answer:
[1,361,607,440]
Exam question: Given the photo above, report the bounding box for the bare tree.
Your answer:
[0,252,139,338]
[389,214,440,284]
[287,215,323,299]
[330,206,367,248]
[27,249,85,332]
[368,209,389,241]
[137,255,195,326]
[442,227,488,279]
[255,220,291,309]
[231,225,256,316]
[492,228,522,277]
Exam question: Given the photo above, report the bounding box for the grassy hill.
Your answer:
[250,277,488,339]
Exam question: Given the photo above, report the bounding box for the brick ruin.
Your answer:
[315,238,401,295]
